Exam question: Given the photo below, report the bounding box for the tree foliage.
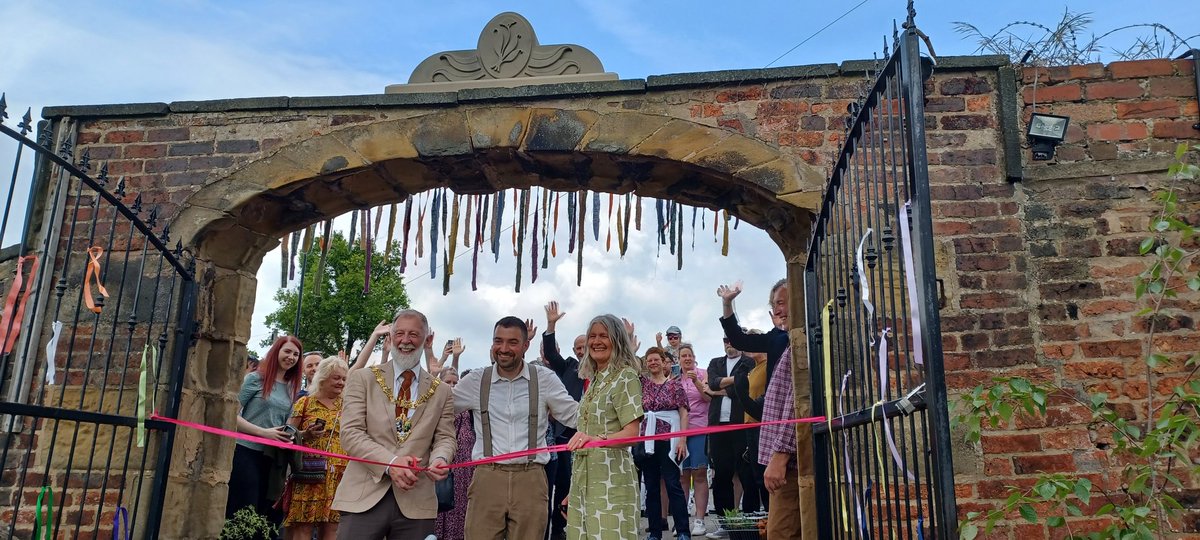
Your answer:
[261,232,409,355]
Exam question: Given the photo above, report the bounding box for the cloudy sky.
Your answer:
[2,0,1196,370]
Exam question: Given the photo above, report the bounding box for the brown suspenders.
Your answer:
[478,364,541,461]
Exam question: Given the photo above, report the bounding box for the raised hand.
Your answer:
[717,281,744,302]
[370,320,390,338]
[524,318,539,341]
[451,338,465,356]
[655,332,663,346]
[545,301,566,325]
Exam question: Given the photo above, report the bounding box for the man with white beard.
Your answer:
[333,309,457,539]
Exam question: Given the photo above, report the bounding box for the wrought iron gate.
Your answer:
[804,13,958,540]
[0,97,197,539]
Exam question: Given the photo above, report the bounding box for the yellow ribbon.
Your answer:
[822,300,850,531]
[137,343,156,447]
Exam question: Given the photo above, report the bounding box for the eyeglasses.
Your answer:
[667,334,681,339]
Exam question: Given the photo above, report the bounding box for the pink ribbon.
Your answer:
[878,328,915,481]
[149,412,826,471]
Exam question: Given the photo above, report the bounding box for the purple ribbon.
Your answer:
[899,201,924,365]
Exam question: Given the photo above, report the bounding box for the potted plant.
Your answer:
[717,509,769,540]
[219,507,278,540]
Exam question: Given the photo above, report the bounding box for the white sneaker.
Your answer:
[706,527,728,539]
[691,519,706,536]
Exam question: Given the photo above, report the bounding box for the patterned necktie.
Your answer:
[395,370,415,419]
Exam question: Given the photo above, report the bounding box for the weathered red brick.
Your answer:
[1042,343,1076,360]
[756,101,808,116]
[940,114,992,130]
[1152,121,1200,139]
[1023,83,1082,104]
[957,254,1011,271]
[1064,360,1127,380]
[941,76,993,95]
[982,433,1041,454]
[924,96,965,112]
[145,127,190,142]
[1116,99,1179,119]
[1085,80,1143,100]
[777,132,823,147]
[960,292,1019,309]
[716,86,764,103]
[966,95,992,112]
[123,144,167,159]
[1079,339,1142,358]
[103,130,144,144]
[1146,77,1196,98]
[1108,59,1175,78]
[1013,453,1075,474]
[1086,122,1149,141]
[1080,299,1135,316]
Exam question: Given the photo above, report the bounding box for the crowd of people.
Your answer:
[225,279,804,540]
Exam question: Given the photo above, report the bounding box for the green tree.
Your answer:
[261,232,409,356]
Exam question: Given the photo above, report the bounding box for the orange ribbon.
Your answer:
[83,247,109,314]
[1,254,39,354]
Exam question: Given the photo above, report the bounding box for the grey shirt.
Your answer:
[237,372,294,451]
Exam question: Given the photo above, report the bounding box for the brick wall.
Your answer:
[29,55,1200,537]
[943,57,1200,538]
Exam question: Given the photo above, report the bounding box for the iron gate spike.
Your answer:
[19,108,33,136]
[0,93,6,121]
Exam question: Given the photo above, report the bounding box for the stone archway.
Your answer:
[161,107,822,537]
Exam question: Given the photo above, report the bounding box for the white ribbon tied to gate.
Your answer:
[838,371,866,532]
[899,201,925,365]
[855,228,875,326]
[877,328,916,481]
[44,321,62,385]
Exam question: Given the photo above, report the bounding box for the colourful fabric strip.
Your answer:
[1,254,39,353]
[385,203,397,262]
[856,229,875,321]
[137,343,156,447]
[430,190,440,279]
[112,505,129,540]
[44,321,62,385]
[900,202,925,365]
[576,191,586,286]
[400,199,412,272]
[363,208,373,294]
[591,192,600,241]
[567,191,576,254]
[33,485,53,540]
[877,329,915,481]
[621,193,632,255]
[447,194,460,276]
[515,189,529,292]
[84,247,109,314]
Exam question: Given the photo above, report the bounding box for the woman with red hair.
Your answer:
[226,335,303,526]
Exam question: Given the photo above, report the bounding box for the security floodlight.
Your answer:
[1027,113,1070,161]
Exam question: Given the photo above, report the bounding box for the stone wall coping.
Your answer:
[41,54,1013,119]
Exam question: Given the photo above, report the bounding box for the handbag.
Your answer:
[436,470,456,513]
[289,398,329,485]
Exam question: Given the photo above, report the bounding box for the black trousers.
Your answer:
[637,440,689,536]
[544,449,572,536]
[709,427,761,514]
[226,444,284,525]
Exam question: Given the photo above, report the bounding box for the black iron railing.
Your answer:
[804,12,958,540]
[0,97,196,540]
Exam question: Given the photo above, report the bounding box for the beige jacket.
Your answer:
[331,362,456,519]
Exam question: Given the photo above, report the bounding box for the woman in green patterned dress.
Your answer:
[566,314,644,540]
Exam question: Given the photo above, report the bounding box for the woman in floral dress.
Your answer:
[284,356,348,540]
[565,314,644,540]
[434,368,474,540]
[637,347,691,540]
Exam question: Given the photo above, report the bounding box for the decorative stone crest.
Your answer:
[388,12,616,93]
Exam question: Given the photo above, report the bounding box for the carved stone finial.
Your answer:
[389,12,616,93]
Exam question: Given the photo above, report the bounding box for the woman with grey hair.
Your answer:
[565,314,644,540]
[284,356,348,540]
